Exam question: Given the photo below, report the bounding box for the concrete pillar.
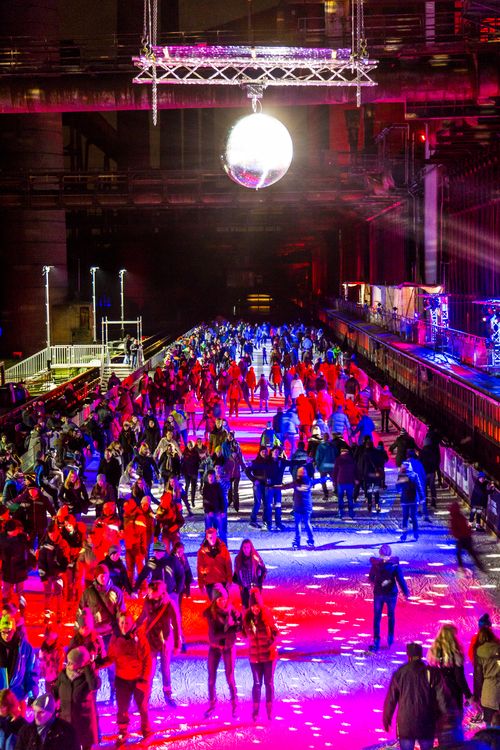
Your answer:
[0,1,67,356]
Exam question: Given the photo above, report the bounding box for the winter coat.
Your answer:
[316,389,333,420]
[97,456,122,488]
[182,448,201,478]
[383,659,449,740]
[396,470,425,505]
[89,481,116,513]
[78,581,125,637]
[428,656,471,713]
[369,557,409,597]
[107,629,152,683]
[352,415,375,444]
[14,491,55,538]
[333,452,358,486]
[329,410,351,435]
[419,444,440,474]
[282,409,300,436]
[202,482,226,515]
[389,434,416,467]
[290,378,305,400]
[0,634,38,701]
[123,505,151,551]
[474,640,500,710]
[0,533,35,584]
[257,378,270,399]
[59,485,89,516]
[360,447,387,485]
[54,666,100,748]
[0,715,27,750]
[38,538,68,581]
[197,539,232,589]
[135,553,185,594]
[246,455,270,485]
[233,551,267,591]
[102,554,132,594]
[136,596,180,652]
[243,608,278,663]
[203,602,241,650]
[15,717,79,750]
[470,479,493,510]
[154,499,184,541]
[315,441,338,473]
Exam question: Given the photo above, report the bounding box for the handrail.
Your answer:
[334,298,491,370]
[5,344,106,383]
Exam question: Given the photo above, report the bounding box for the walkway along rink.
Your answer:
[24,352,500,749]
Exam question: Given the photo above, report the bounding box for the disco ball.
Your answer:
[222,112,293,190]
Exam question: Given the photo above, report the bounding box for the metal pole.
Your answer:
[90,266,99,342]
[119,269,126,337]
[42,265,53,366]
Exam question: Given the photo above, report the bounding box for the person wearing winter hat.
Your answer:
[203,585,242,718]
[243,588,279,722]
[0,614,37,704]
[16,692,79,750]
[368,544,410,652]
[54,646,100,750]
[468,613,496,662]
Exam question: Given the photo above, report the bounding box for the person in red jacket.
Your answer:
[296,393,314,441]
[197,527,233,601]
[227,379,243,418]
[243,588,279,722]
[123,499,149,586]
[107,612,152,745]
[246,367,257,403]
[449,502,485,574]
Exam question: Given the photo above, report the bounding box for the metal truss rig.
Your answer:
[132,44,378,124]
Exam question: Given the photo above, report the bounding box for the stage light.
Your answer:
[222,113,293,189]
[418,132,426,143]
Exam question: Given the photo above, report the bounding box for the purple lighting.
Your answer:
[156,45,353,62]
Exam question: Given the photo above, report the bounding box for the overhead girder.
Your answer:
[0,59,498,113]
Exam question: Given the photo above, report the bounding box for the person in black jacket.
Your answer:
[383,642,450,750]
[202,470,225,537]
[54,647,100,750]
[101,546,132,595]
[0,520,34,611]
[368,544,410,652]
[246,448,270,530]
[16,693,79,750]
[97,448,122,503]
[37,523,69,622]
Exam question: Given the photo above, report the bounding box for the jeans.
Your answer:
[207,646,237,705]
[283,433,296,455]
[399,739,433,750]
[205,512,226,543]
[259,398,269,412]
[250,661,275,706]
[337,483,354,517]
[250,482,266,523]
[152,645,173,696]
[267,488,282,526]
[294,509,314,546]
[115,675,150,734]
[373,593,397,646]
[402,503,419,537]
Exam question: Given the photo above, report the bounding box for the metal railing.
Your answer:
[5,344,106,384]
[334,298,490,370]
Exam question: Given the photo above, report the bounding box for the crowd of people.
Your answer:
[0,320,497,749]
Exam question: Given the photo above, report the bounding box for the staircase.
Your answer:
[101,362,134,387]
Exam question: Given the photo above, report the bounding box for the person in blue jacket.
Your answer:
[0,615,38,704]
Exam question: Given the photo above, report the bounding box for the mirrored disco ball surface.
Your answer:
[222,113,293,189]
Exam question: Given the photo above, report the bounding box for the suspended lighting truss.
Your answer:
[134,0,377,124]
